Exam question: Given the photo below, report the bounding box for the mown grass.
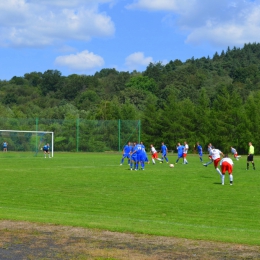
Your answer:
[0,152,259,245]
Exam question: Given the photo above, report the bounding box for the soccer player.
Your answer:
[247,142,255,170]
[230,147,241,161]
[220,154,234,185]
[141,142,149,164]
[175,143,184,164]
[204,146,224,177]
[120,142,131,165]
[43,143,50,158]
[130,142,137,170]
[132,142,145,170]
[183,141,189,164]
[197,142,203,162]
[160,142,169,163]
[2,141,8,152]
[204,143,213,166]
[150,144,162,164]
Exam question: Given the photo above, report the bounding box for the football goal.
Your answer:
[0,130,54,157]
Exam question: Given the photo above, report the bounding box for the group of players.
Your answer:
[198,142,255,185]
[120,141,256,185]
[200,143,236,185]
[120,142,169,170]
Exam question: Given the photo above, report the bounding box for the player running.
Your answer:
[197,142,203,162]
[230,146,241,161]
[204,146,224,177]
[204,143,213,166]
[183,141,189,164]
[150,144,162,164]
[175,143,184,164]
[160,142,169,163]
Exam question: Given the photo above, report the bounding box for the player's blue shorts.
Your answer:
[178,153,183,158]
[136,153,143,162]
[123,153,130,159]
[131,155,137,162]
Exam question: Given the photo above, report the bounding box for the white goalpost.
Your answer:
[0,130,54,157]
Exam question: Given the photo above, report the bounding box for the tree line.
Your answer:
[1,42,260,154]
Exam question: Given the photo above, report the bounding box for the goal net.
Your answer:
[0,130,54,157]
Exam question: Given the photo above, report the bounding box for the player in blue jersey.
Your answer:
[175,143,184,164]
[132,142,146,170]
[141,141,149,164]
[2,141,8,152]
[160,142,169,163]
[197,142,203,162]
[120,142,132,165]
[130,142,137,170]
[43,143,50,158]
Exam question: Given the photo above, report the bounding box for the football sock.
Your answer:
[216,168,222,176]
[221,174,225,185]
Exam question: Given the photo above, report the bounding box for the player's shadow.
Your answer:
[201,175,212,178]
[213,182,222,185]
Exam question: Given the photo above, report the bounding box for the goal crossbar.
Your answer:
[0,130,54,157]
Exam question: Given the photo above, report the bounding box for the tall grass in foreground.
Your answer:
[0,152,259,245]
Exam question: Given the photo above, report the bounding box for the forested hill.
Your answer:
[1,42,260,153]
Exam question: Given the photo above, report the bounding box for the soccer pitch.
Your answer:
[0,152,259,245]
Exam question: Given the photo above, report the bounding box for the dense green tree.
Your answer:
[40,70,63,94]
[141,95,162,145]
[125,75,158,93]
[24,72,43,87]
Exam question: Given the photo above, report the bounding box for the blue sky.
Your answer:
[0,0,260,80]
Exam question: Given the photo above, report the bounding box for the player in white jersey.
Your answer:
[204,143,213,165]
[150,145,162,164]
[220,155,234,185]
[183,141,189,164]
[203,146,224,177]
[230,147,241,161]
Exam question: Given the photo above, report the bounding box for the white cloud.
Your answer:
[28,0,115,8]
[55,50,105,71]
[127,0,260,48]
[125,52,153,70]
[0,0,115,47]
[185,3,260,47]
[126,0,180,11]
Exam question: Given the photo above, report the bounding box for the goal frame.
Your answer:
[0,130,54,157]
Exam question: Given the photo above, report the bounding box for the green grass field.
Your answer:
[0,152,259,245]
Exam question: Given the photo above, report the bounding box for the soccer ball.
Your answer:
[169,164,174,168]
